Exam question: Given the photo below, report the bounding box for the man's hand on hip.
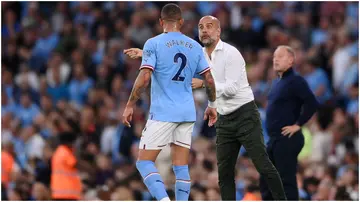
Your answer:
[281,124,300,138]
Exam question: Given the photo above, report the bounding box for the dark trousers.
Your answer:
[260,132,304,200]
[215,101,287,200]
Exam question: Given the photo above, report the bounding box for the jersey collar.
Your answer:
[281,67,294,78]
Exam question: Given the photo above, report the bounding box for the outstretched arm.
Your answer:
[124,48,143,59]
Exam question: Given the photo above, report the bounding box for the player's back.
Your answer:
[140,32,209,123]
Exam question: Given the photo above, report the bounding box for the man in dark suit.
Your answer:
[260,45,319,200]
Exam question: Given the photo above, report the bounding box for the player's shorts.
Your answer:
[139,120,195,150]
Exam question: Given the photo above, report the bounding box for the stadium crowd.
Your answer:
[1,1,359,201]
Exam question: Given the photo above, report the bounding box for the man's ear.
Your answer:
[159,18,163,27]
[179,18,184,27]
[290,57,295,66]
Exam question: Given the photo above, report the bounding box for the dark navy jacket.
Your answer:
[266,68,319,137]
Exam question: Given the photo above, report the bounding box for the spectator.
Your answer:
[301,58,333,104]
[55,19,78,57]
[125,12,153,47]
[2,90,16,117]
[2,39,21,75]
[347,82,359,116]
[22,124,45,160]
[230,14,259,52]
[95,154,114,185]
[332,30,353,91]
[46,53,71,89]
[312,17,330,45]
[15,64,40,92]
[51,2,69,34]
[15,92,40,127]
[110,186,135,201]
[242,184,262,201]
[2,9,21,39]
[68,63,94,108]
[30,21,59,71]
[31,182,51,200]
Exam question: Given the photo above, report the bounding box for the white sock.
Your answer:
[160,197,171,201]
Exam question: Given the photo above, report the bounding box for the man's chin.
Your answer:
[201,40,212,47]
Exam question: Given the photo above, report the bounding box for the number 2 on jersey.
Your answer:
[172,53,187,81]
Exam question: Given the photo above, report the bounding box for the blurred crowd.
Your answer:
[1,1,359,201]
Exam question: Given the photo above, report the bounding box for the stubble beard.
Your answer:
[201,38,215,47]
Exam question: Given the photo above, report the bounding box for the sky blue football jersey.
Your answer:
[140,32,210,122]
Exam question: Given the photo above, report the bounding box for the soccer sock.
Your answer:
[173,165,191,201]
[136,160,169,201]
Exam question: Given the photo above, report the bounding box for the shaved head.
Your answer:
[199,15,221,29]
[159,3,184,32]
[198,15,221,47]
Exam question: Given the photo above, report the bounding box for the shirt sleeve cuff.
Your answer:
[139,65,154,71]
[198,67,211,75]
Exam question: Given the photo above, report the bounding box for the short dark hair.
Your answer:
[161,3,182,21]
[58,131,77,145]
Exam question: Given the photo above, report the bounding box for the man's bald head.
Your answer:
[198,15,221,47]
[199,15,221,29]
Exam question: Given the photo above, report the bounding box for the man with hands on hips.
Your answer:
[260,46,318,200]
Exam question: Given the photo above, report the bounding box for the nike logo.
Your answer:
[178,189,189,194]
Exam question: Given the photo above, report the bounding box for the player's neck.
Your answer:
[163,29,181,33]
[163,24,181,33]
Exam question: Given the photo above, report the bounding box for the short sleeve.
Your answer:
[196,51,210,75]
[140,39,156,71]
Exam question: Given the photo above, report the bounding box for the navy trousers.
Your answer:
[260,131,305,200]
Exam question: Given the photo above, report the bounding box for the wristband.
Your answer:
[208,100,217,108]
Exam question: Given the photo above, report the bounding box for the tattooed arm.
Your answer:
[123,69,152,127]
[201,70,217,126]
[202,70,216,102]
[126,69,152,107]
